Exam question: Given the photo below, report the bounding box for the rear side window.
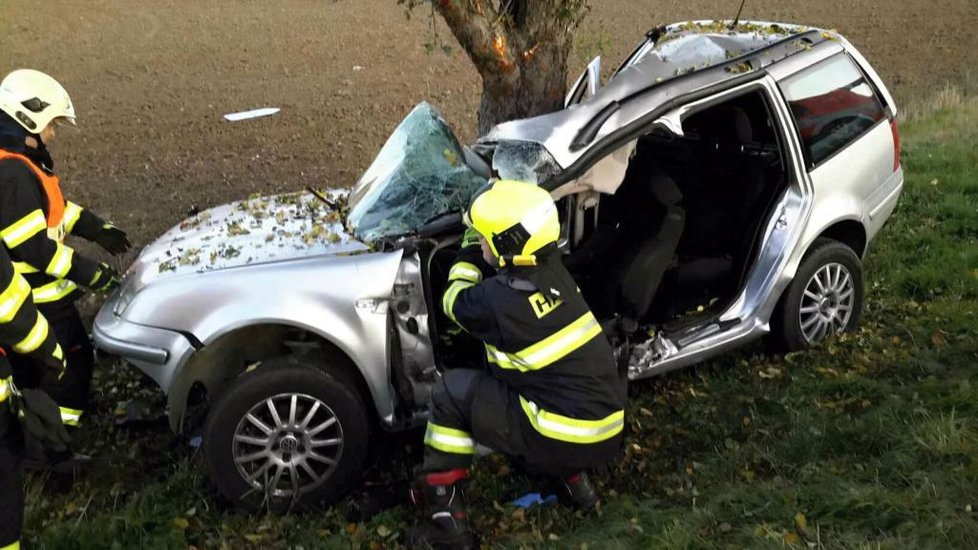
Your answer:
[781,54,886,166]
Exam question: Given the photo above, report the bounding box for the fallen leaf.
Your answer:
[784,531,801,544]
[376,525,391,537]
[173,517,189,530]
[931,331,947,348]
[794,512,808,531]
[930,178,939,186]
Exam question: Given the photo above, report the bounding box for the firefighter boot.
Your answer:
[407,469,478,549]
[554,471,599,512]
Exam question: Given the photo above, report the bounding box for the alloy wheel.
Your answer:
[798,262,855,344]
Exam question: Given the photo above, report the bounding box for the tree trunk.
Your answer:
[423,0,587,136]
[477,39,570,136]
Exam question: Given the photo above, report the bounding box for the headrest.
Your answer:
[648,176,683,206]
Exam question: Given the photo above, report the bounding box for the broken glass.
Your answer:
[491,140,562,185]
[347,102,487,242]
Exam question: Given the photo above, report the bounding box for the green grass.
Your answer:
[22,97,978,549]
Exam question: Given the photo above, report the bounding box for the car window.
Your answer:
[780,54,886,166]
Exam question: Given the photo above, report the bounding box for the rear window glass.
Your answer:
[781,54,886,166]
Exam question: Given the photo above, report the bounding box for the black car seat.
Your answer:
[609,175,685,334]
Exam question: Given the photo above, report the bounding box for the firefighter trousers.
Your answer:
[11,306,94,427]
[421,368,579,478]
[0,401,24,549]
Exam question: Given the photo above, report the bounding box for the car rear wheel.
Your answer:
[770,238,864,351]
[203,356,369,513]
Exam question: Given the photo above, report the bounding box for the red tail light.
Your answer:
[890,118,901,171]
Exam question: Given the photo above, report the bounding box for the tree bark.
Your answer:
[426,0,587,135]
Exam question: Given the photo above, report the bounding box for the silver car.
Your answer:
[94,20,903,511]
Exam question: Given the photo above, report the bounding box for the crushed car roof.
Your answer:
[483,20,834,170]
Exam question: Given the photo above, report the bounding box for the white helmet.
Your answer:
[0,69,76,133]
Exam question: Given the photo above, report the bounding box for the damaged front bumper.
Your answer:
[93,292,197,392]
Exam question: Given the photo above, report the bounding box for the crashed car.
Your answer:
[94,20,903,510]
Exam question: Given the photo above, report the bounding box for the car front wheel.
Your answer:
[771,238,864,351]
[203,356,370,513]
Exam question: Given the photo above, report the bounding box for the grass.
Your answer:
[21,92,978,549]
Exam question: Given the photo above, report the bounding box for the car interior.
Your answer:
[422,89,790,369]
[565,90,789,337]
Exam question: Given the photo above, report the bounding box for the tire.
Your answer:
[203,355,370,513]
[770,238,864,352]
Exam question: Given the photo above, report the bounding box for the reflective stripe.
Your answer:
[45,244,74,278]
[1,209,47,248]
[12,261,39,274]
[424,422,475,455]
[520,397,624,444]
[63,201,83,233]
[0,377,10,403]
[12,313,49,353]
[0,274,31,323]
[32,279,77,303]
[448,262,482,284]
[0,539,20,550]
[485,311,601,372]
[60,406,83,427]
[442,280,474,323]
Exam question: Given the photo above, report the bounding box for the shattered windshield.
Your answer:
[347,102,487,242]
[491,140,562,185]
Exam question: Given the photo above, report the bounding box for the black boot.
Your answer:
[406,469,478,549]
[553,471,599,512]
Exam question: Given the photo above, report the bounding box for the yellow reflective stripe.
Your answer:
[0,273,32,323]
[32,279,77,303]
[448,262,482,284]
[0,539,20,550]
[63,201,83,233]
[0,377,10,403]
[45,244,74,278]
[1,209,47,248]
[520,396,624,444]
[485,312,601,372]
[12,261,39,274]
[12,313,49,353]
[423,422,475,454]
[442,280,474,323]
[60,406,83,426]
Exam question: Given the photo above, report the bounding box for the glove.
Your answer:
[93,223,132,255]
[461,227,482,249]
[89,263,121,293]
[13,386,71,453]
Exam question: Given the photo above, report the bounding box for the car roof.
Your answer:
[483,20,836,170]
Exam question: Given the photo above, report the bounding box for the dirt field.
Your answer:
[3,0,977,252]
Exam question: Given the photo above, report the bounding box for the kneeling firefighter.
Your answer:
[408,180,627,548]
[0,243,72,549]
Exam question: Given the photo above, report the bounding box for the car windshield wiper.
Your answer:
[306,186,340,210]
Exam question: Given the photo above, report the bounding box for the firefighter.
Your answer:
[0,69,129,437]
[0,242,72,550]
[408,180,626,548]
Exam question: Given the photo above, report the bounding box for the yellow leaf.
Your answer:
[173,517,189,530]
[794,512,808,531]
[376,525,391,538]
[930,178,939,186]
[244,534,263,544]
[784,531,801,544]
[931,331,947,348]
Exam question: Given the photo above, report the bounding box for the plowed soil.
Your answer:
[3,0,976,253]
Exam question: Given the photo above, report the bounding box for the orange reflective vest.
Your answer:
[0,149,67,241]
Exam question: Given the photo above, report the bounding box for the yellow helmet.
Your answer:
[0,69,76,133]
[463,180,559,266]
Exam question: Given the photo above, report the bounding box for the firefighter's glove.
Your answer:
[90,263,121,293]
[461,227,482,249]
[94,223,132,255]
[14,387,71,453]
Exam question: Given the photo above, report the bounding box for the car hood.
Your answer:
[126,189,369,289]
